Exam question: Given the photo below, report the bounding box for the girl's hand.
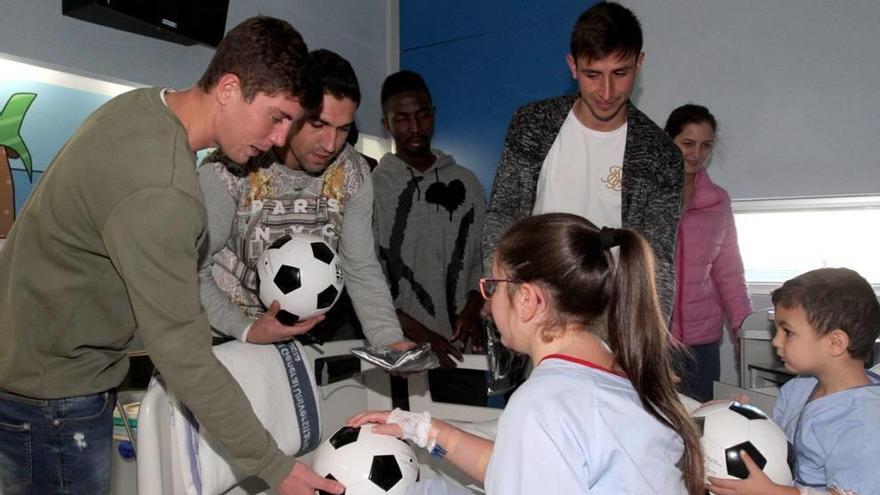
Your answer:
[346,410,404,438]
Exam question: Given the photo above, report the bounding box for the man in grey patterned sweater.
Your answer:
[483,2,683,321]
[198,49,410,350]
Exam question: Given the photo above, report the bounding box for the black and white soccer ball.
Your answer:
[311,425,419,495]
[693,401,794,485]
[256,234,344,324]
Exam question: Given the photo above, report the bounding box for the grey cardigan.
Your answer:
[482,94,683,321]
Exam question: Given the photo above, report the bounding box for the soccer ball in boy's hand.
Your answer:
[311,425,420,495]
[693,401,794,485]
[256,234,344,325]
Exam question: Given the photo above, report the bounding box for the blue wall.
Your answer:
[399,1,598,193]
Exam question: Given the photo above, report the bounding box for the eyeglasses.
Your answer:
[479,277,520,300]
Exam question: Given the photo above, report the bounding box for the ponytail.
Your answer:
[495,214,704,494]
[606,230,704,494]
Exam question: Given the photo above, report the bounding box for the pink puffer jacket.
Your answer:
[671,169,752,346]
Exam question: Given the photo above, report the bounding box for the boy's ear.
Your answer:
[825,329,851,357]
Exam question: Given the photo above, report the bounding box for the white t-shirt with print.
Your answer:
[532,109,626,229]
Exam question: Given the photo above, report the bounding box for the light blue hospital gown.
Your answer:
[772,370,880,494]
[484,356,688,494]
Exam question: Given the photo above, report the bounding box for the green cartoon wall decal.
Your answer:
[0,92,37,238]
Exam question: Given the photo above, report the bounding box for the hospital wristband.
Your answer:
[427,439,446,459]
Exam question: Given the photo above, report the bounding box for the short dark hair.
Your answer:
[380,70,432,114]
[772,268,880,361]
[197,16,320,110]
[311,49,361,107]
[664,104,718,138]
[570,2,643,62]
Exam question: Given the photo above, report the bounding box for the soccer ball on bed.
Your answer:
[311,425,420,495]
[256,234,344,324]
[693,401,794,485]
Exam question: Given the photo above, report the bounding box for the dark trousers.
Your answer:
[672,339,721,403]
[0,389,116,495]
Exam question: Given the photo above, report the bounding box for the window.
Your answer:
[355,133,392,162]
[733,195,880,288]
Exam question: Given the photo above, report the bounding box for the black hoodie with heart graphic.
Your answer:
[372,150,486,338]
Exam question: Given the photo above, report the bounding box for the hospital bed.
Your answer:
[133,339,499,494]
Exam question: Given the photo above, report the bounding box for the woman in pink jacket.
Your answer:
[665,104,752,402]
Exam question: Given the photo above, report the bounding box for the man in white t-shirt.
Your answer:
[483,2,683,320]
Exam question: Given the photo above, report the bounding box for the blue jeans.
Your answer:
[0,389,116,495]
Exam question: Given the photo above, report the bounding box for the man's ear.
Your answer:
[381,116,390,133]
[215,73,242,106]
[635,51,645,73]
[566,53,577,80]
[826,329,851,358]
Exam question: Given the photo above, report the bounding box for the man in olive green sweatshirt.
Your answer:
[0,17,344,495]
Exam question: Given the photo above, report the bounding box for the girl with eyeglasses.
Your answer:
[349,213,704,494]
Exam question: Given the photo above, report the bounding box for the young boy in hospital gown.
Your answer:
[706,268,880,495]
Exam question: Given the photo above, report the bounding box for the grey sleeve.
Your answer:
[482,107,527,275]
[654,150,684,324]
[467,176,487,292]
[339,171,404,346]
[197,166,254,340]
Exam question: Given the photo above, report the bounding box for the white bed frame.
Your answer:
[134,340,500,494]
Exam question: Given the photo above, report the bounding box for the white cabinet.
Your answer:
[711,309,792,414]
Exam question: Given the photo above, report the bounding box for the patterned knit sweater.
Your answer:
[197,145,403,346]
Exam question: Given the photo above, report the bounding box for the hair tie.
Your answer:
[599,226,619,251]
